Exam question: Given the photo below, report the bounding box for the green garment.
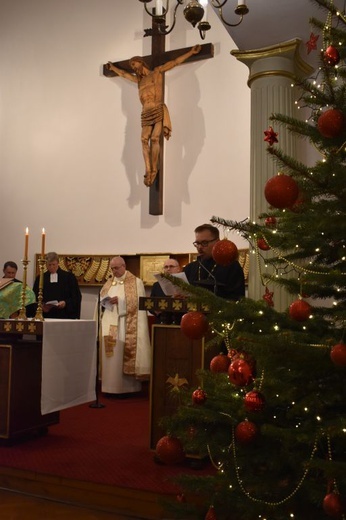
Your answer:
[0,282,36,318]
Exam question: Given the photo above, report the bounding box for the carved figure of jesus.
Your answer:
[107,44,201,187]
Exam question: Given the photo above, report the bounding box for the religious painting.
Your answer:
[140,255,170,286]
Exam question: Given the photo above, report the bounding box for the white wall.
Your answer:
[0,0,250,318]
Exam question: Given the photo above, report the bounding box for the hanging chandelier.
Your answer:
[139,0,249,40]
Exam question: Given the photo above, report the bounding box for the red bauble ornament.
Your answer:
[317,109,345,138]
[176,493,186,503]
[227,348,238,360]
[181,311,209,340]
[289,299,312,322]
[323,45,340,66]
[210,353,231,373]
[205,505,217,520]
[323,492,344,518]
[263,286,274,307]
[265,216,277,228]
[264,174,299,209]
[257,237,271,251]
[228,358,254,387]
[212,239,238,266]
[330,342,346,367]
[244,390,265,412]
[235,420,259,445]
[192,387,207,405]
[155,435,185,465]
[232,350,257,373]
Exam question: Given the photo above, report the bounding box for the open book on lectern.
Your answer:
[153,272,189,296]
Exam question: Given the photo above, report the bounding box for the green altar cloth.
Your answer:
[0,281,36,318]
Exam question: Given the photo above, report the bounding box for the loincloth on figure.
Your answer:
[141,103,172,140]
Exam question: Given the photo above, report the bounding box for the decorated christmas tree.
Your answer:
[155,1,346,519]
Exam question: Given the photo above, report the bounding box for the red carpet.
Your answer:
[0,394,211,496]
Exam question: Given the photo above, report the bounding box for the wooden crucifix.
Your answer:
[104,19,214,215]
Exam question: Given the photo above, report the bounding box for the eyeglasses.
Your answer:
[163,264,179,269]
[193,239,217,248]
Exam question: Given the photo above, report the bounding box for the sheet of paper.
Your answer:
[100,296,114,311]
[153,272,189,296]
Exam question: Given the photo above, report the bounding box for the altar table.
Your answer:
[40,319,97,414]
[0,319,97,440]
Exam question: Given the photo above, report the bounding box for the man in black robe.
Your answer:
[32,252,81,319]
[184,224,245,300]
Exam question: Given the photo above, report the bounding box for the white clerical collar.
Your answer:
[50,273,58,283]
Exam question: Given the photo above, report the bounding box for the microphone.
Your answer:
[197,256,217,295]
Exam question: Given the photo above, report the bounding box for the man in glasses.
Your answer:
[184,224,245,300]
[150,258,182,323]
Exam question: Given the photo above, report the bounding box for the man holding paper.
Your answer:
[32,252,81,319]
[100,256,151,397]
[150,258,187,324]
[151,258,182,297]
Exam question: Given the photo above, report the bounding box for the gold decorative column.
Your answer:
[231,39,314,311]
[33,257,45,321]
[17,259,30,320]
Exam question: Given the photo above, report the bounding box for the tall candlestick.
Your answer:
[24,227,29,260]
[41,228,46,257]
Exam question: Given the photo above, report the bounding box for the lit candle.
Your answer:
[156,0,163,16]
[41,228,46,257]
[24,227,29,260]
[201,0,208,21]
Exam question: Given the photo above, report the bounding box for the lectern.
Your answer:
[140,297,213,450]
[0,320,59,441]
[0,318,97,441]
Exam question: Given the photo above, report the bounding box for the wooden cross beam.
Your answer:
[104,20,214,215]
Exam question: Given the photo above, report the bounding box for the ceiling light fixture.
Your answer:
[139,0,249,40]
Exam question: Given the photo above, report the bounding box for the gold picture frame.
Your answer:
[140,255,170,286]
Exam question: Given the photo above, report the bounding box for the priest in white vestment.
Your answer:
[100,256,151,396]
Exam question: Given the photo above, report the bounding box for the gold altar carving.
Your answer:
[35,254,113,286]
[140,255,170,286]
[35,249,249,287]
